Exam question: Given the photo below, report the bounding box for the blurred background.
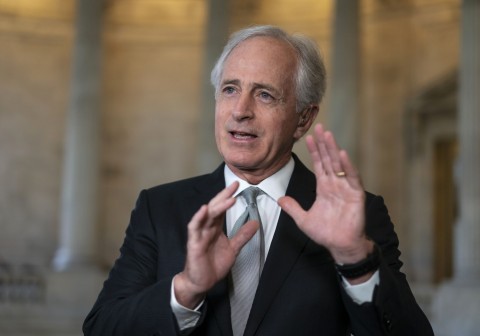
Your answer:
[1,0,479,335]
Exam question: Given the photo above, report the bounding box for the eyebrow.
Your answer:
[221,79,240,87]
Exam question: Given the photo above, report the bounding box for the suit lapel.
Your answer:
[244,156,316,336]
[190,164,226,202]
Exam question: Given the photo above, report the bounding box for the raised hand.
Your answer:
[278,124,374,268]
[174,181,259,309]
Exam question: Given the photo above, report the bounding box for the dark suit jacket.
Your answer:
[83,155,433,336]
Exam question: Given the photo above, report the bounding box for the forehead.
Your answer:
[222,36,298,85]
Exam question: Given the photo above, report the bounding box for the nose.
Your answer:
[232,93,254,121]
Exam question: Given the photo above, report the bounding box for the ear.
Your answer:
[294,104,319,140]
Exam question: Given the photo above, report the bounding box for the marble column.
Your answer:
[454,0,480,282]
[432,1,480,334]
[197,0,230,174]
[328,0,360,163]
[53,0,104,271]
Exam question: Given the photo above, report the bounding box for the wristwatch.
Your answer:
[335,243,381,279]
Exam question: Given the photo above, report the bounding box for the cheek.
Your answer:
[214,111,223,141]
[272,120,298,146]
[214,107,224,128]
[214,103,229,124]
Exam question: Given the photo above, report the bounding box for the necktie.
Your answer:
[229,187,265,336]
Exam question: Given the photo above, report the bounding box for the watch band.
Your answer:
[335,243,381,279]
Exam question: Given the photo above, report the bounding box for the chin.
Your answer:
[224,155,260,170]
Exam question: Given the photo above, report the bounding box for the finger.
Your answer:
[189,182,239,233]
[306,134,325,177]
[339,150,363,190]
[220,180,239,198]
[229,220,260,254]
[311,123,338,177]
[208,181,239,210]
[206,182,239,225]
[187,204,209,242]
[314,124,347,178]
[277,196,306,226]
[206,198,236,226]
[323,131,343,176]
[318,139,333,176]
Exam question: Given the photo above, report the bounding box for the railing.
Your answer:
[0,262,45,303]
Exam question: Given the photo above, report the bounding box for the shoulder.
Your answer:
[139,163,226,205]
[147,173,213,195]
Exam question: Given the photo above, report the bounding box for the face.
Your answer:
[215,36,315,184]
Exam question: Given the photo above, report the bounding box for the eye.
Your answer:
[222,86,237,95]
[258,91,275,103]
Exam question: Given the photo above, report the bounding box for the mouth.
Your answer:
[229,131,258,140]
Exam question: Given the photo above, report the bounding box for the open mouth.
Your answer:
[230,131,257,139]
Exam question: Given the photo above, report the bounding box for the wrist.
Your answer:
[335,243,381,280]
[173,273,206,309]
[330,238,375,264]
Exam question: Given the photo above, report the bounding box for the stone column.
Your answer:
[432,0,480,334]
[328,0,360,163]
[53,0,104,271]
[197,0,230,174]
[454,0,480,282]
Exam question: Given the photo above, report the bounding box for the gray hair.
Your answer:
[210,25,327,112]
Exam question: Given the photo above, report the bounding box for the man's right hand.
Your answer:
[173,181,259,309]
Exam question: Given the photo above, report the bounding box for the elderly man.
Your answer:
[83,25,433,336]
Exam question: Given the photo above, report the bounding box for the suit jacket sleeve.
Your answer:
[342,194,434,336]
[83,189,181,336]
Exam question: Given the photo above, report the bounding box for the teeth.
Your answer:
[233,132,254,139]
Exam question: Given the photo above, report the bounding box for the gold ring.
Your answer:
[335,171,346,177]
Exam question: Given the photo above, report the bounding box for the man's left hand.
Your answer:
[278,123,374,281]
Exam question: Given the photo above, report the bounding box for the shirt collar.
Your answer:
[224,157,295,202]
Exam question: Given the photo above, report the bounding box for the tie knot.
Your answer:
[242,186,261,205]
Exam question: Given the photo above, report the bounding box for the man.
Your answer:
[83,25,433,335]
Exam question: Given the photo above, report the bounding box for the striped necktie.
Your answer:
[229,186,265,336]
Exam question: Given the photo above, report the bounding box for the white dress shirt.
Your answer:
[171,158,379,330]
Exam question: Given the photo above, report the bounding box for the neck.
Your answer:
[226,156,293,185]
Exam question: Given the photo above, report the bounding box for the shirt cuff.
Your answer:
[170,276,204,331]
[341,270,380,304]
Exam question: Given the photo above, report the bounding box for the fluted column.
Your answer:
[197,0,230,173]
[329,0,360,163]
[53,0,104,271]
[454,0,480,282]
[432,1,480,334]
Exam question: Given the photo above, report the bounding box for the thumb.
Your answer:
[229,220,260,255]
[278,196,306,224]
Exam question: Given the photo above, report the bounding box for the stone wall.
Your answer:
[99,0,207,266]
[0,0,461,282]
[0,1,73,267]
[0,0,462,334]
[360,0,459,281]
